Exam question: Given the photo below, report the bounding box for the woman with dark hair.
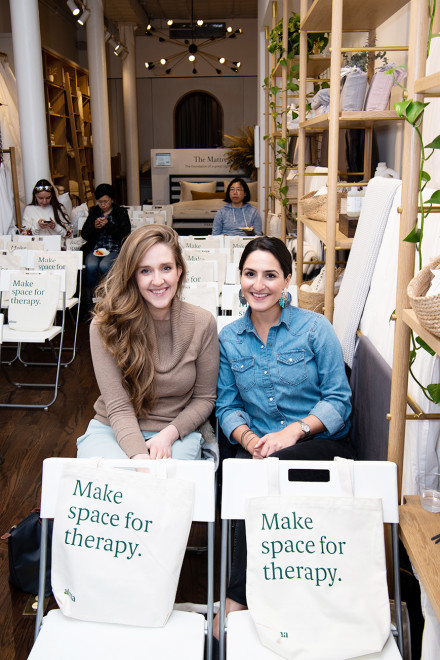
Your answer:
[22,179,70,240]
[81,183,131,291]
[77,225,219,463]
[212,177,263,236]
[213,236,353,634]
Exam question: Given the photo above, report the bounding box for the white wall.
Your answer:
[106,20,258,172]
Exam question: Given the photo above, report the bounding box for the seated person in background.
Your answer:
[212,177,263,237]
[81,183,131,292]
[22,179,70,242]
[213,236,353,635]
[77,225,219,463]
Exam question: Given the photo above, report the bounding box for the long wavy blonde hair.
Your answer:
[93,225,187,416]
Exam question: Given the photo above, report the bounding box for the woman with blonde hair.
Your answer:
[77,225,219,462]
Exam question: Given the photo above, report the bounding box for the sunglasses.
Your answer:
[35,185,53,192]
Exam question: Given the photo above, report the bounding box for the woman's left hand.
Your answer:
[253,426,302,459]
[145,425,179,460]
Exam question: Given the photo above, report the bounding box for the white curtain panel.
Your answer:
[333,177,402,367]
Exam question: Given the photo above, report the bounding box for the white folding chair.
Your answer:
[186,259,219,283]
[30,457,215,660]
[24,250,83,365]
[0,269,66,409]
[181,282,220,318]
[219,459,403,660]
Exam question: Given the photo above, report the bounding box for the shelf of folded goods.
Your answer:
[299,216,354,250]
[301,0,410,33]
[272,54,331,79]
[300,110,402,130]
[414,71,440,96]
[402,308,440,355]
[399,495,440,623]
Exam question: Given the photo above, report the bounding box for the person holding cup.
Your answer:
[212,177,263,237]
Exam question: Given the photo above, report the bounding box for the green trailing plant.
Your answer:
[224,126,257,180]
[388,0,440,404]
[264,12,329,215]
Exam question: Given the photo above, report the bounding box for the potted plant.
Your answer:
[224,126,256,180]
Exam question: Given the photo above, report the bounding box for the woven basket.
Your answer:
[300,190,345,222]
[297,268,344,314]
[407,255,440,337]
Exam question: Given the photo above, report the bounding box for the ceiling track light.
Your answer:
[67,0,80,16]
[77,8,90,25]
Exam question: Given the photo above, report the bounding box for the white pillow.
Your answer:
[179,180,216,202]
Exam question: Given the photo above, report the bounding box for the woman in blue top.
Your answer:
[214,236,353,633]
[212,177,263,236]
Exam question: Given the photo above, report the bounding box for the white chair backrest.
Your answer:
[225,262,240,284]
[223,236,254,250]
[221,284,246,317]
[183,248,228,284]
[221,459,399,523]
[40,458,215,523]
[217,315,240,332]
[181,283,219,318]
[0,250,27,269]
[180,236,223,250]
[12,235,61,251]
[0,236,13,250]
[28,251,82,300]
[1,269,66,332]
[185,259,218,283]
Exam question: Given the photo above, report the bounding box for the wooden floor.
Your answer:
[0,320,213,659]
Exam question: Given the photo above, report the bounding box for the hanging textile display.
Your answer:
[0,52,25,233]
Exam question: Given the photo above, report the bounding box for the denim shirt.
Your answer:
[217,305,352,443]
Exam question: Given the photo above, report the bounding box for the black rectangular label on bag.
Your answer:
[287,468,330,483]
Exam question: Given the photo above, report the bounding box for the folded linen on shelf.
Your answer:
[333,177,401,367]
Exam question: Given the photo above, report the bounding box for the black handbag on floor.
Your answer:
[1,508,53,597]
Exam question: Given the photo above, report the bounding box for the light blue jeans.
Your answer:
[77,419,203,460]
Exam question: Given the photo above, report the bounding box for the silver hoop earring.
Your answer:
[279,289,292,309]
[238,289,247,306]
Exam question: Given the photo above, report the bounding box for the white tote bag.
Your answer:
[245,458,390,660]
[51,460,194,627]
[7,271,60,332]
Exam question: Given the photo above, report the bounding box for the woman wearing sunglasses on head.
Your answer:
[22,179,70,240]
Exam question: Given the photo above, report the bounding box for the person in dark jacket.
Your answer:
[81,183,131,291]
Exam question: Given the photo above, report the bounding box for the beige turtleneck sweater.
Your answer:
[90,298,219,458]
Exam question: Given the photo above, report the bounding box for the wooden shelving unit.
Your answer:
[43,48,93,203]
[387,0,440,633]
[296,0,407,321]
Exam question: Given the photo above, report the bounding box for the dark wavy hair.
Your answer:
[30,179,69,228]
[239,236,293,278]
[224,177,251,204]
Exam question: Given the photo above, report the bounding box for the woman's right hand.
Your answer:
[95,216,108,229]
[131,452,150,473]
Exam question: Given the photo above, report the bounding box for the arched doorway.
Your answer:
[174,91,223,148]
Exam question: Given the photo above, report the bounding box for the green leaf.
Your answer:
[270,86,280,96]
[425,135,440,150]
[427,383,440,404]
[421,170,431,185]
[280,58,287,67]
[409,348,417,365]
[415,337,435,355]
[405,100,429,125]
[279,186,289,195]
[425,190,440,205]
[394,99,412,117]
[403,227,421,243]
